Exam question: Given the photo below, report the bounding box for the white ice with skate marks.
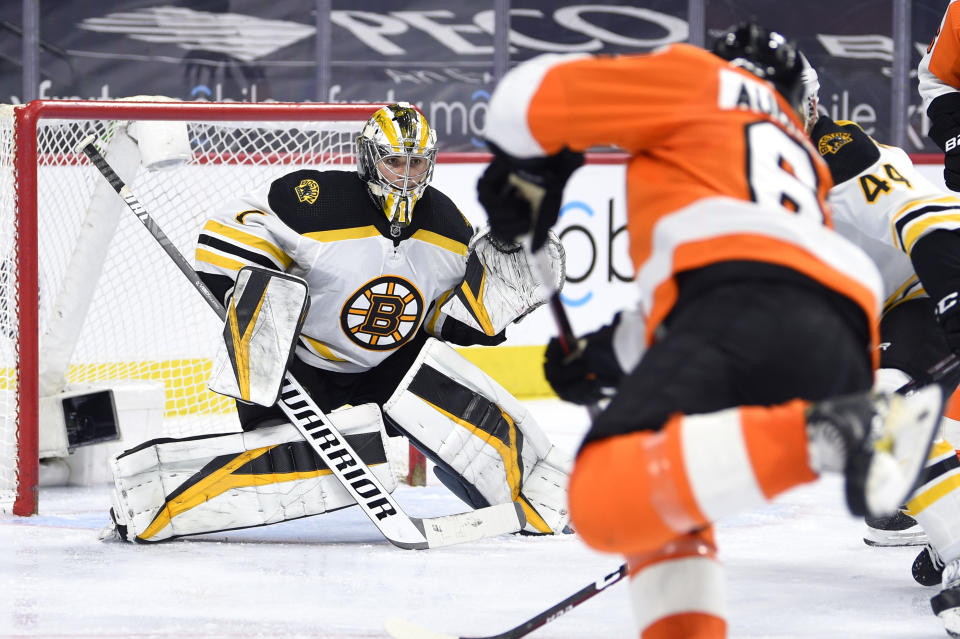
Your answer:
[0,399,949,638]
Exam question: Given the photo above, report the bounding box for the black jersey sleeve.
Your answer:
[911,229,960,352]
[439,317,508,347]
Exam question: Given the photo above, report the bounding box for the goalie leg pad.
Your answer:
[384,337,572,534]
[906,438,960,563]
[431,463,491,510]
[108,403,398,542]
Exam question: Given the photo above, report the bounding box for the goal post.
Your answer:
[1,99,428,516]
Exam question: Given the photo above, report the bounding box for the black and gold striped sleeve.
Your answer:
[195,178,296,293]
[196,213,293,272]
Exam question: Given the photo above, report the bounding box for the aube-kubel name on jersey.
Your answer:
[718,68,803,136]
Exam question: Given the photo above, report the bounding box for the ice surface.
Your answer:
[0,399,946,638]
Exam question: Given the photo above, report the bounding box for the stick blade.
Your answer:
[384,617,458,639]
[422,502,525,549]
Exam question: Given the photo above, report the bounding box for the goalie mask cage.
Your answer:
[0,100,426,516]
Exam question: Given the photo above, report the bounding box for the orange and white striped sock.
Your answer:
[626,530,727,639]
[569,399,816,555]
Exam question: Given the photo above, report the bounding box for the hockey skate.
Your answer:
[863,510,928,547]
[915,544,946,587]
[806,385,944,518]
[97,507,129,543]
[933,557,960,637]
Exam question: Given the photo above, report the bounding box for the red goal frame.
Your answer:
[10,100,433,515]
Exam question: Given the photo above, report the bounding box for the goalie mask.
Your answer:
[712,22,812,130]
[357,102,438,229]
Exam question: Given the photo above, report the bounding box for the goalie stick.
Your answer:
[384,348,960,635]
[76,134,525,550]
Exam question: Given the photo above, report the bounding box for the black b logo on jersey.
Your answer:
[340,276,424,351]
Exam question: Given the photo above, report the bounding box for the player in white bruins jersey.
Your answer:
[810,111,960,635]
[103,103,573,544]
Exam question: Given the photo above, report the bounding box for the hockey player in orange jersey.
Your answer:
[477,22,945,639]
[920,0,960,193]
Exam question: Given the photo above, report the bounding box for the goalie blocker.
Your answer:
[208,265,309,406]
[106,339,571,541]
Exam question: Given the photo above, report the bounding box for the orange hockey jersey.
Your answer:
[919,0,960,108]
[485,44,882,348]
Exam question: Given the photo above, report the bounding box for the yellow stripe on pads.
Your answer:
[518,495,552,534]
[906,473,960,515]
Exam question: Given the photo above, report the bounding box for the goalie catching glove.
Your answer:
[438,230,565,337]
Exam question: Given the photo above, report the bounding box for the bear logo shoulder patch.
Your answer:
[817,131,853,156]
[295,179,320,205]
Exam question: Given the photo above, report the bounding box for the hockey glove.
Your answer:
[477,142,584,251]
[936,298,960,362]
[543,317,625,405]
[926,93,960,192]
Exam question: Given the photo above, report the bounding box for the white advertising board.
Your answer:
[433,161,639,347]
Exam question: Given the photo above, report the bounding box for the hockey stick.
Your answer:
[76,135,525,550]
[527,246,602,420]
[384,563,627,639]
[896,353,959,395]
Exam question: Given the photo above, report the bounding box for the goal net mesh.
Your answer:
[0,102,420,514]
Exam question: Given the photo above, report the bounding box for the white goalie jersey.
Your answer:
[811,116,960,312]
[196,169,563,374]
[195,169,476,374]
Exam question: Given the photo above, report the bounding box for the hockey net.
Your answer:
[0,99,426,515]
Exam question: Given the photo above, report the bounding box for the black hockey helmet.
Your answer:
[711,22,804,111]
